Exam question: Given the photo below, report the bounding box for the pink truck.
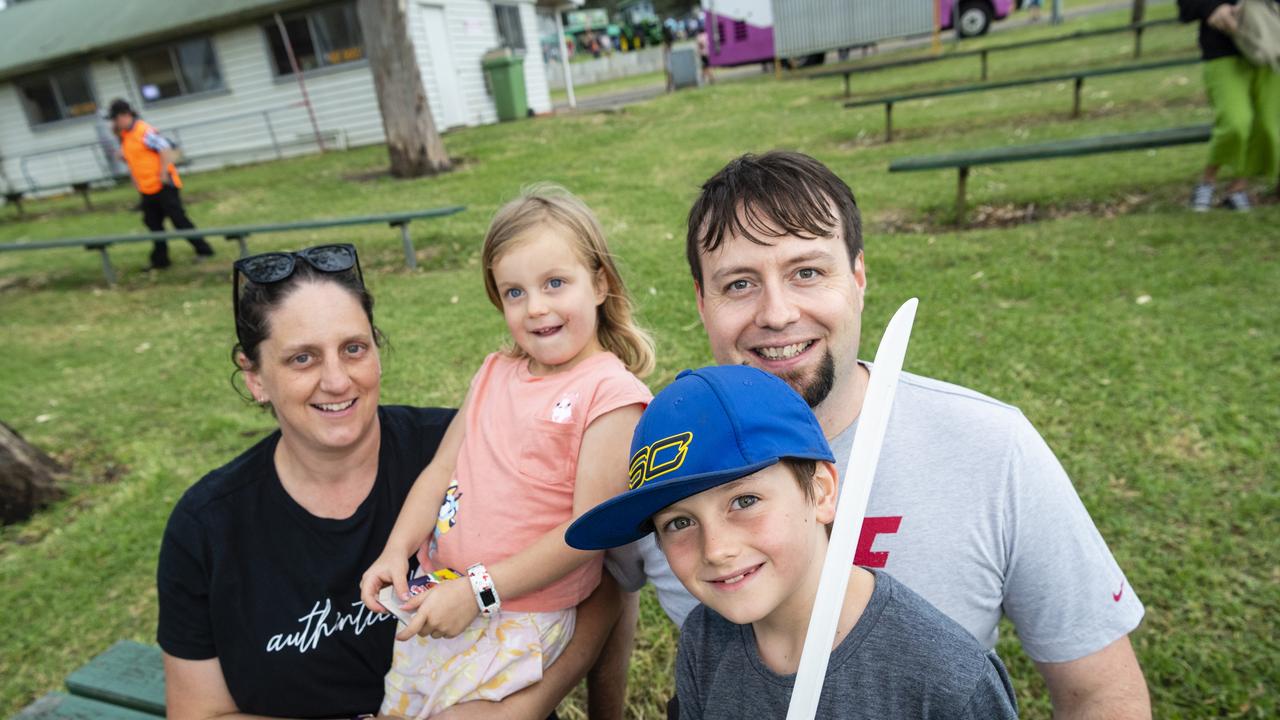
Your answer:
[706,0,1021,68]
[940,0,1021,38]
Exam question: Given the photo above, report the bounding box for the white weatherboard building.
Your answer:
[0,0,551,193]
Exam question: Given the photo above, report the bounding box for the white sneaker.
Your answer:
[1190,183,1214,212]
[1222,190,1251,212]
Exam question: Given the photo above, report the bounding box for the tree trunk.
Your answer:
[0,421,66,525]
[357,0,452,178]
[1131,0,1147,24]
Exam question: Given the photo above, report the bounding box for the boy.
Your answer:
[567,365,1018,719]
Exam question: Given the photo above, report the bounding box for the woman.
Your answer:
[1179,0,1280,211]
[157,244,620,719]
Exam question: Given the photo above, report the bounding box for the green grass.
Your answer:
[2,6,1278,718]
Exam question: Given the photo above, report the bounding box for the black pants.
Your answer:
[140,185,213,267]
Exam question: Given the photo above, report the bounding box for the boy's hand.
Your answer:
[360,553,409,614]
[396,577,479,641]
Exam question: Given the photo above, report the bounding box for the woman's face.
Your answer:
[242,281,381,455]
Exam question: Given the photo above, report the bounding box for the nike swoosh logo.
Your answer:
[1112,581,1125,602]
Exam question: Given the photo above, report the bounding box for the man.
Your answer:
[607,150,1151,717]
[109,99,214,270]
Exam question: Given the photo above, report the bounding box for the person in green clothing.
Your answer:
[1179,0,1280,211]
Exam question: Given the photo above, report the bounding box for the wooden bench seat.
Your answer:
[0,205,466,285]
[804,17,1179,97]
[15,641,164,719]
[845,56,1200,141]
[4,178,117,217]
[888,124,1212,223]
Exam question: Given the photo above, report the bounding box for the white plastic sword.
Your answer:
[784,297,919,720]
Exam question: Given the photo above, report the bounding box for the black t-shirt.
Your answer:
[1179,0,1241,60]
[157,405,454,718]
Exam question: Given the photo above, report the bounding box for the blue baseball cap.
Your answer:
[565,365,834,551]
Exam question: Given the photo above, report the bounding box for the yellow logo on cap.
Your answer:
[629,431,693,490]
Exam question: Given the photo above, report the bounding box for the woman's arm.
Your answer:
[404,403,642,639]
[163,654,291,720]
[360,391,472,612]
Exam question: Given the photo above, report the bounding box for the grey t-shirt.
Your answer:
[606,367,1144,662]
[675,571,1018,720]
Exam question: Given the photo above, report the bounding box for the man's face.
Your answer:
[695,215,865,413]
[112,113,133,134]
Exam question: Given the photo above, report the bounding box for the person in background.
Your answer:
[696,29,714,85]
[108,99,214,270]
[1178,0,1280,211]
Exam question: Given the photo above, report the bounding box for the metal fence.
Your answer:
[2,102,342,196]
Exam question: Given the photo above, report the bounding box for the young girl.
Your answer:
[360,184,654,718]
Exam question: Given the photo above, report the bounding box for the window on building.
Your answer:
[16,66,97,125]
[132,37,223,102]
[265,1,364,76]
[493,4,526,51]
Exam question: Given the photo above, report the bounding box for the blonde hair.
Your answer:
[481,183,655,378]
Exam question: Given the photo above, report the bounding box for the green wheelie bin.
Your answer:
[482,51,528,121]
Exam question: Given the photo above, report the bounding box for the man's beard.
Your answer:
[768,349,836,408]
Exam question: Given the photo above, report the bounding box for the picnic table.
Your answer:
[15,640,165,719]
[0,206,466,286]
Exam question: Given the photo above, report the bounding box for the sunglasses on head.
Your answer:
[232,243,364,329]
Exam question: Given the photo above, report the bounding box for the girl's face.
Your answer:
[242,281,382,454]
[491,226,607,376]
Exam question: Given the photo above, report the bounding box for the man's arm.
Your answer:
[1035,635,1150,720]
[587,589,640,720]
[159,147,179,184]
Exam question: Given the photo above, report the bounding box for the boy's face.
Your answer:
[652,462,837,627]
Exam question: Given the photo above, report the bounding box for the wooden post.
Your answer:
[554,4,576,108]
[956,166,970,226]
[1133,26,1144,59]
[89,245,117,286]
[980,50,989,81]
[844,73,851,98]
[885,102,894,143]
[73,182,92,210]
[1073,77,1084,118]
[394,221,417,269]
[226,234,250,258]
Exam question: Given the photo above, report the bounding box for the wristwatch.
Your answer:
[466,563,501,617]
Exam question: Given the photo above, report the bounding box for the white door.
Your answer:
[417,4,467,129]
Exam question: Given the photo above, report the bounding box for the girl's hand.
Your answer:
[359,553,409,614]
[396,576,480,641]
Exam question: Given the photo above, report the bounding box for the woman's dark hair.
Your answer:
[230,262,384,391]
[686,150,863,290]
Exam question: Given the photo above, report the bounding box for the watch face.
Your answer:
[480,588,497,607]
